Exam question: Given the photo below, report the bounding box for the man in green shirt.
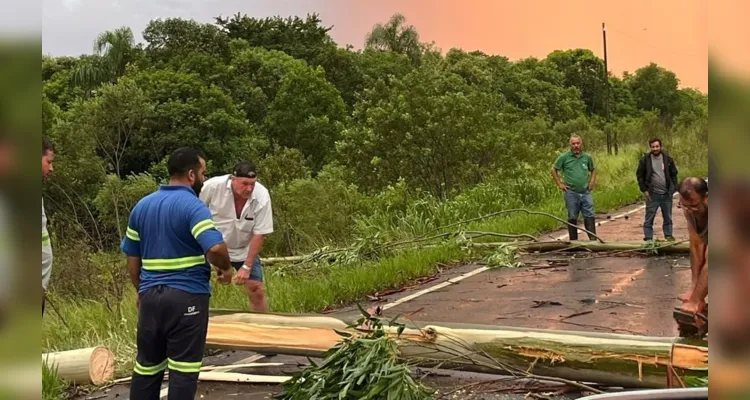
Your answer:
[551,135,598,240]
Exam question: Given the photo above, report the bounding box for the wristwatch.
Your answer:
[241,264,251,271]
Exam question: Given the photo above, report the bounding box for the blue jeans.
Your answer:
[643,192,673,240]
[564,190,595,220]
[230,256,264,282]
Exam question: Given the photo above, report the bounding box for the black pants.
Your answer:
[130,285,209,400]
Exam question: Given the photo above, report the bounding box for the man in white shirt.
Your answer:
[199,162,273,312]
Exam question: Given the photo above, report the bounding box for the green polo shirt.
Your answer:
[553,151,595,193]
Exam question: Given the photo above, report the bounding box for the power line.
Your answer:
[605,23,705,59]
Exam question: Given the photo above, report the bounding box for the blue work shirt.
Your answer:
[121,184,225,295]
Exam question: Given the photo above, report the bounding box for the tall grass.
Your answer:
[42,142,707,386]
[42,362,68,400]
[355,144,647,241]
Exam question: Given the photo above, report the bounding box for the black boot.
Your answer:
[567,219,579,240]
[584,217,597,241]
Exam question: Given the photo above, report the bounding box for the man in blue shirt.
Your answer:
[121,147,234,399]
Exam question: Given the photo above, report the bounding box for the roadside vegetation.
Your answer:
[41,11,707,397]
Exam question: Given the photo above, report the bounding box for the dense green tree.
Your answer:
[70,27,138,89]
[216,13,336,65]
[627,62,681,123]
[364,13,422,65]
[127,68,266,174]
[545,49,607,116]
[495,57,587,124]
[264,65,346,172]
[142,18,231,65]
[337,63,505,198]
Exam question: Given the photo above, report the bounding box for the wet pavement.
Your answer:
[372,254,691,338]
[78,197,697,399]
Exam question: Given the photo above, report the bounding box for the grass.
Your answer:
[42,144,708,396]
[42,362,68,400]
[212,244,467,312]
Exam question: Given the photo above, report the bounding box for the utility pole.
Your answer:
[602,22,612,155]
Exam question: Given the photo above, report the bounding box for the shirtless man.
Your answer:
[675,177,708,324]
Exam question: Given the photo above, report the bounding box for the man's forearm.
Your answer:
[207,243,232,272]
[589,170,597,186]
[551,168,562,185]
[689,254,708,305]
[127,256,142,292]
[689,236,706,283]
[243,234,265,266]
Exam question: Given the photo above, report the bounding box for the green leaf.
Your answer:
[356,302,371,319]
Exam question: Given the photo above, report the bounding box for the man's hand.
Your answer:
[588,182,595,192]
[558,182,568,191]
[643,191,651,201]
[217,268,234,285]
[232,267,250,285]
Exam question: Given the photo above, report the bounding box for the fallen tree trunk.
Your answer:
[206,311,707,389]
[261,240,689,265]
[42,346,115,385]
[506,240,690,255]
[263,255,308,265]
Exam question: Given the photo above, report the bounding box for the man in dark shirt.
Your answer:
[636,138,679,241]
[121,147,234,399]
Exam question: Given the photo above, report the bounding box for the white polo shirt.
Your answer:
[199,174,274,262]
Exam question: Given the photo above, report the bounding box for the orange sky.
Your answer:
[322,0,707,92]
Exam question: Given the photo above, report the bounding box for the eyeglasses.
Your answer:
[678,200,701,211]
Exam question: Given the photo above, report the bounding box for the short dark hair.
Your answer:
[233,161,257,179]
[42,136,54,156]
[678,177,708,198]
[167,147,206,178]
[648,138,662,147]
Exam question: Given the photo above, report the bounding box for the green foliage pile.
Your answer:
[685,376,708,388]
[484,245,523,269]
[276,306,435,400]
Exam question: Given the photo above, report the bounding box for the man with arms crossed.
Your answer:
[200,161,273,312]
[636,138,679,241]
[673,177,709,334]
[551,135,598,241]
[121,147,234,399]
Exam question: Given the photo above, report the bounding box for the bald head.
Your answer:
[679,177,708,199]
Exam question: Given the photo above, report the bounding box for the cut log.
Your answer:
[206,311,707,389]
[42,346,115,385]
